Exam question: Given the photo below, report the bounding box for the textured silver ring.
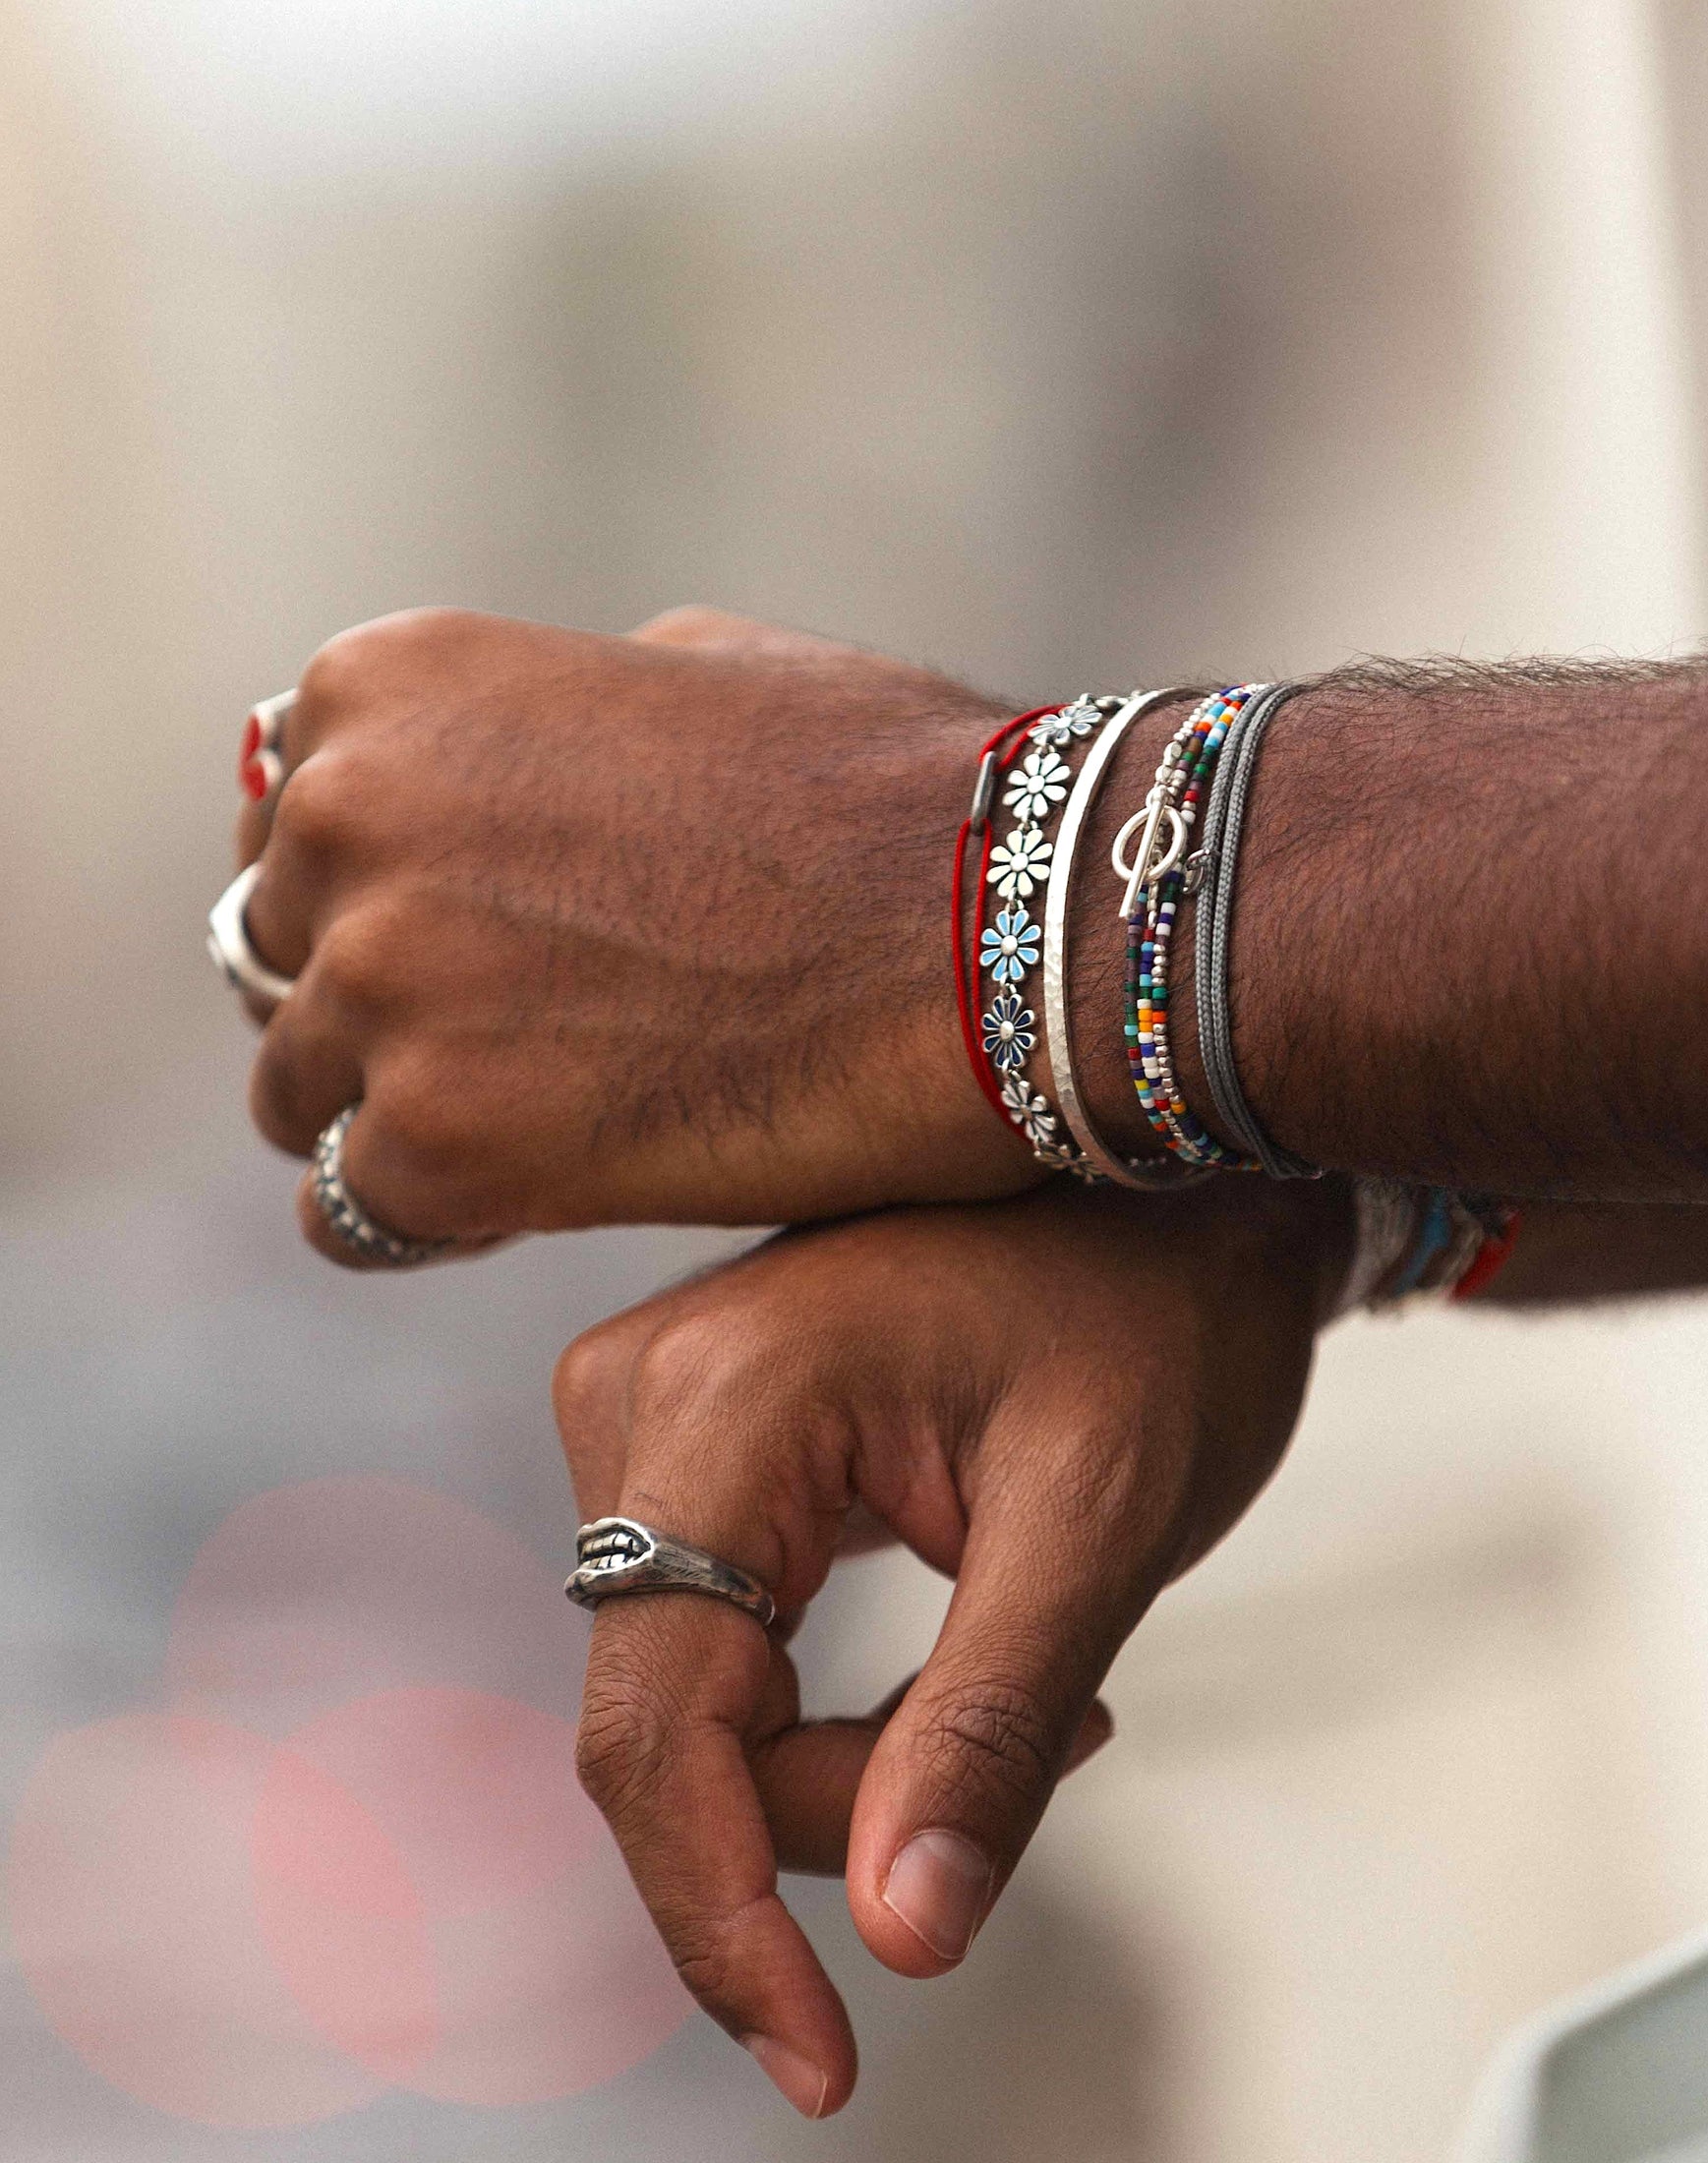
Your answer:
[206,861,297,1009]
[565,1516,777,1629]
[311,1105,452,1268]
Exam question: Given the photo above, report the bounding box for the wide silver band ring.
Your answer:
[206,861,297,1009]
[565,1516,777,1629]
[311,1105,453,1269]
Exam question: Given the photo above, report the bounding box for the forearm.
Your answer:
[1071,659,1708,1201]
[1471,1199,1708,1306]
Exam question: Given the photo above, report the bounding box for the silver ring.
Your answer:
[206,861,296,1008]
[565,1516,777,1629]
[310,1105,453,1268]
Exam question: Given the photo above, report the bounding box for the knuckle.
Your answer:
[574,1678,673,1822]
[312,908,399,1017]
[365,1067,471,1190]
[631,602,728,642]
[339,1071,498,1243]
[553,1321,632,1434]
[295,623,385,718]
[631,1307,786,1417]
[271,749,367,861]
[928,1680,1058,1803]
[296,612,439,705]
[303,607,483,691]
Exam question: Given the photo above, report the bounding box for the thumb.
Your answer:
[844,1443,1164,1977]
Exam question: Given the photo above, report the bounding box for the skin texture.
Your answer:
[552,1175,1353,2116]
[217,607,1708,2112]
[235,616,1708,1260]
[236,605,1041,1261]
[1078,657,1708,1200]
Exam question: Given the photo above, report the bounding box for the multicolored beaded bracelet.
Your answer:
[1118,685,1270,1170]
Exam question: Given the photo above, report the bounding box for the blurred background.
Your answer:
[5,0,1708,2156]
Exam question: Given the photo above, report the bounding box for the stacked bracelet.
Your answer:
[957,690,1199,1181]
[975,696,1121,1177]
[1040,687,1207,1190]
[1120,685,1269,1169]
[1339,1181,1523,1313]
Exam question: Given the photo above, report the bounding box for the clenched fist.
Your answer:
[235,606,1046,1257]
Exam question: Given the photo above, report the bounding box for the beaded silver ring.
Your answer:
[310,1106,453,1269]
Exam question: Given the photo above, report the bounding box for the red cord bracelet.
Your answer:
[1450,1210,1523,1300]
[952,708,1064,1122]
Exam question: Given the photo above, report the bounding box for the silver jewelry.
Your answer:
[975,695,1119,1178]
[978,692,1192,1182]
[206,861,296,1009]
[1114,687,1274,1169]
[565,1516,777,1628]
[1041,688,1206,1191]
[310,1106,452,1268]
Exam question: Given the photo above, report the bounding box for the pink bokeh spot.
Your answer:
[265,1687,596,1919]
[8,1714,384,2129]
[164,1476,582,1736]
[7,1480,692,2125]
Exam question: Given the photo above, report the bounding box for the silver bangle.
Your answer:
[206,861,297,1010]
[979,691,1193,1180]
[1040,688,1207,1191]
[974,694,1113,1176]
[565,1516,777,1629]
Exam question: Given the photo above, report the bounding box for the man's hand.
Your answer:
[236,605,1042,1257]
[553,1174,1351,2114]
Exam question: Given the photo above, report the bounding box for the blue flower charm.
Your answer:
[981,990,1036,1073]
[980,905,1040,985]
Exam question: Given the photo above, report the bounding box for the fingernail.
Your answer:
[742,2034,830,2119]
[882,1827,992,1961]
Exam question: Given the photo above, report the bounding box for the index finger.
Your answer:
[576,1593,855,2118]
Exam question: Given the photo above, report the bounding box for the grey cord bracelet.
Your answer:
[1192,679,1320,1180]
